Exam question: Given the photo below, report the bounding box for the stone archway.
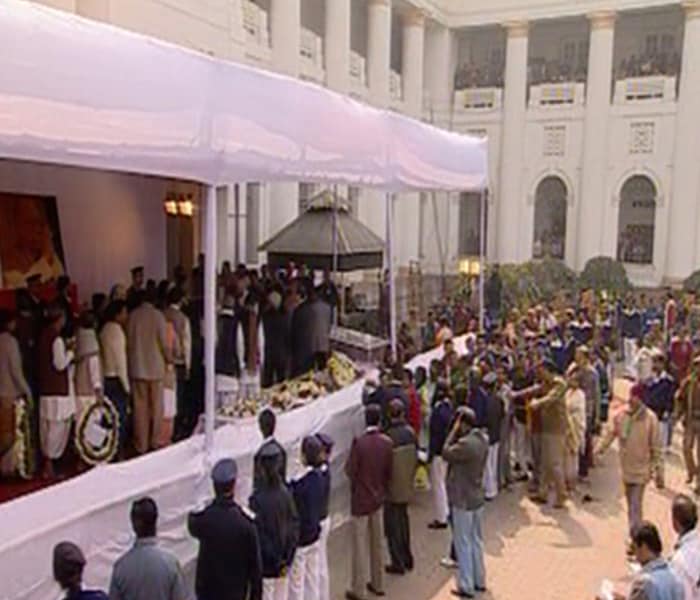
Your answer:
[533,176,567,260]
[617,174,657,265]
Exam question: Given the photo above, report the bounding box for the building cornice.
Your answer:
[588,10,616,30]
[503,20,528,37]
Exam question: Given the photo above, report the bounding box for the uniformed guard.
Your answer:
[188,458,263,600]
[249,443,299,600]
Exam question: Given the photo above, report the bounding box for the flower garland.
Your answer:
[14,397,35,480]
[75,397,119,466]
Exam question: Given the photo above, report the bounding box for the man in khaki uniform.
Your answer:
[127,288,170,454]
[596,382,662,553]
[529,358,569,508]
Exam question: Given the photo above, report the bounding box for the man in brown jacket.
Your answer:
[127,288,170,454]
[529,358,569,508]
[345,404,393,600]
[384,399,418,576]
[596,382,662,553]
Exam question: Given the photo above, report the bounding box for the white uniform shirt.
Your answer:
[671,530,700,600]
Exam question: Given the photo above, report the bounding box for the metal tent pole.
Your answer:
[386,192,397,360]
[478,187,487,333]
[203,185,217,455]
[332,185,339,326]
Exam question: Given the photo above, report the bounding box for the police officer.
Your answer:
[188,458,263,600]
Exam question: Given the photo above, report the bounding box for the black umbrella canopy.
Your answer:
[259,190,384,272]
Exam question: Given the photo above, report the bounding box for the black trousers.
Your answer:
[384,502,413,571]
[173,366,193,441]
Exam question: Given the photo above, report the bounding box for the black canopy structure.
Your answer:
[259,190,384,271]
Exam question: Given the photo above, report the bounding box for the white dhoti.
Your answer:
[288,541,320,600]
[483,442,499,500]
[430,457,449,524]
[263,576,290,600]
[40,395,75,459]
[318,517,331,600]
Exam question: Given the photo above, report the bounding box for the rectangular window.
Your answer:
[298,182,316,213]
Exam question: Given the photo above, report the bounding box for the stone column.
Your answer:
[401,8,425,118]
[325,0,351,94]
[271,0,301,76]
[394,8,425,267]
[424,23,454,123]
[576,11,615,269]
[269,1,301,244]
[367,0,391,108]
[496,21,528,263]
[668,2,700,280]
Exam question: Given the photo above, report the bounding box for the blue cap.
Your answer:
[211,458,238,485]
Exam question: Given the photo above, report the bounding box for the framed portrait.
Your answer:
[0,192,66,289]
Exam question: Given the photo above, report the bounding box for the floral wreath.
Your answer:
[75,397,120,465]
[14,397,35,480]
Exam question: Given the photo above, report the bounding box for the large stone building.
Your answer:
[26,0,700,286]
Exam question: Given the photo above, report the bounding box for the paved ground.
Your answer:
[328,435,691,600]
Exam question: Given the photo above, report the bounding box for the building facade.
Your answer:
[28,0,700,285]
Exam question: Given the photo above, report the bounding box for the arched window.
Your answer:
[533,176,567,260]
[458,192,488,256]
[617,175,657,265]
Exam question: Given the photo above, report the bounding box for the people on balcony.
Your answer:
[616,51,681,80]
[453,61,504,90]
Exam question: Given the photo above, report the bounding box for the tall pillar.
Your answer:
[269,1,301,241]
[576,12,615,269]
[271,0,301,76]
[496,21,528,263]
[401,8,425,118]
[668,2,700,280]
[367,0,391,108]
[395,8,425,268]
[325,0,351,94]
[424,23,453,119]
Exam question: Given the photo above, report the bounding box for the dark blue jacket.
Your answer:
[428,399,453,461]
[645,372,676,420]
[290,469,324,547]
[249,484,299,578]
[469,386,489,429]
[64,592,108,600]
[549,339,570,375]
[318,462,331,521]
[621,309,643,339]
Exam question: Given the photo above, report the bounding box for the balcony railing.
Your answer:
[614,76,677,104]
[529,82,585,108]
[243,1,269,48]
[390,70,402,101]
[349,51,368,99]
[453,87,503,110]
[300,27,324,83]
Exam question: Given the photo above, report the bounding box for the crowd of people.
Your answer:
[453,61,505,91]
[616,51,681,80]
[528,56,588,86]
[0,259,338,481]
[12,257,700,599]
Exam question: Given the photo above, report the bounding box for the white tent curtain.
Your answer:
[0,0,487,192]
[0,5,490,599]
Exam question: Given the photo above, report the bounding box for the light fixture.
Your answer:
[164,192,178,216]
[178,194,194,217]
[164,192,194,217]
[458,257,481,276]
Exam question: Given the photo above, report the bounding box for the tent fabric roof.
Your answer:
[0,1,488,192]
[259,191,384,271]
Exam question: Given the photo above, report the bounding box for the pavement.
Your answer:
[328,435,691,600]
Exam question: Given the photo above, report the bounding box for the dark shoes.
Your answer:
[367,583,385,597]
[451,589,475,598]
[385,564,405,575]
[428,520,449,530]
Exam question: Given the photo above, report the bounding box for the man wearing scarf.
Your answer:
[595,383,662,555]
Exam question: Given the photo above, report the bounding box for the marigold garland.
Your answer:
[14,397,35,480]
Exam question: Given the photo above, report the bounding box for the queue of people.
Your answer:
[0,259,337,483]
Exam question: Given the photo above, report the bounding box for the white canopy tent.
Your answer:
[0,2,488,598]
